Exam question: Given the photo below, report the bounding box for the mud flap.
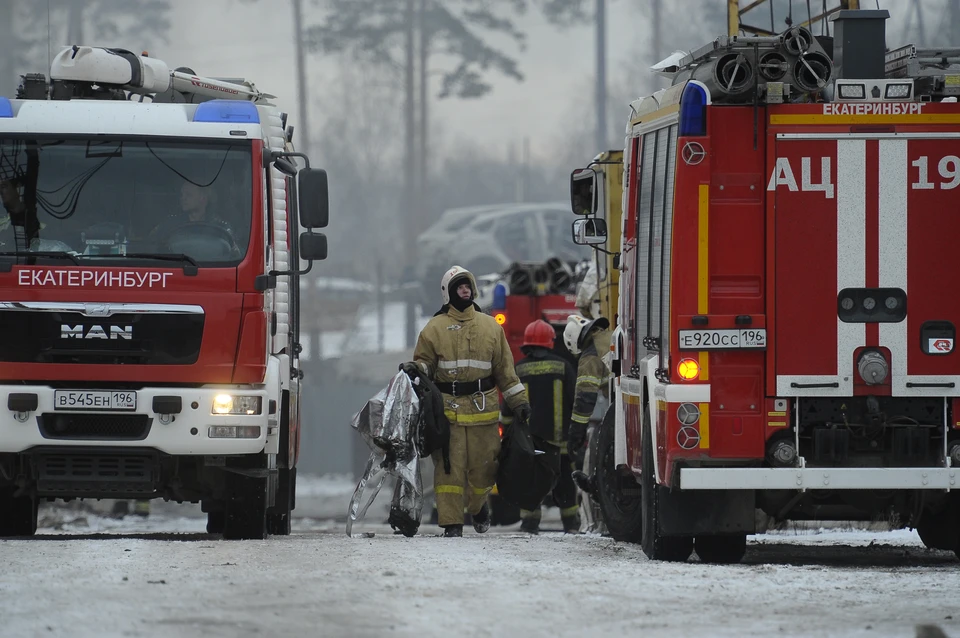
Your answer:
[658,487,756,536]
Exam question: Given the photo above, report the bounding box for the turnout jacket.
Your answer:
[571,329,612,428]
[500,349,576,448]
[413,303,528,427]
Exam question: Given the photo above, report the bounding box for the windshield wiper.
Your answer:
[0,251,82,265]
[98,252,200,276]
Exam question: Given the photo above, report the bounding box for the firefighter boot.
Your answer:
[442,524,463,538]
[472,503,490,534]
[133,500,151,518]
[520,508,541,535]
[562,511,582,534]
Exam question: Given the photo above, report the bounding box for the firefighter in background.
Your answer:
[401,265,530,538]
[575,259,601,321]
[500,320,580,534]
[564,314,612,470]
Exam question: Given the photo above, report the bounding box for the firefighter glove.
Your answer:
[568,422,588,457]
[399,361,419,378]
[514,403,532,425]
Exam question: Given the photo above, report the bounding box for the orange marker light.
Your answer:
[494,313,507,325]
[677,358,700,380]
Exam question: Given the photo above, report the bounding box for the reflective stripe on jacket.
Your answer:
[572,329,612,425]
[501,349,575,447]
[414,301,527,427]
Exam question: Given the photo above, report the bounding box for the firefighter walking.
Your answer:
[500,319,580,534]
[563,314,612,470]
[402,266,530,537]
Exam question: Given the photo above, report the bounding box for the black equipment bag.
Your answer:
[495,419,558,511]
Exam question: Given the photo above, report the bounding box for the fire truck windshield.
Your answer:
[0,137,253,267]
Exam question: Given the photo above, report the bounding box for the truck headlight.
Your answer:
[212,394,262,415]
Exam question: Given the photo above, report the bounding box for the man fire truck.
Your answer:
[0,46,329,540]
[572,9,960,563]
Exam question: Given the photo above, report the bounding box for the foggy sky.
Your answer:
[152,0,920,167]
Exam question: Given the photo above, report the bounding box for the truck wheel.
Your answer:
[0,488,38,537]
[595,406,643,542]
[640,408,693,562]
[916,508,959,551]
[267,468,295,536]
[222,474,268,540]
[206,510,225,534]
[695,534,747,564]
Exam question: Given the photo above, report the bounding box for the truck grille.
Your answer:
[0,310,204,365]
[38,414,152,441]
[34,452,159,496]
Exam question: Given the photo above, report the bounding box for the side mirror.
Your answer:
[570,167,600,216]
[298,169,330,229]
[300,232,328,261]
[571,218,608,246]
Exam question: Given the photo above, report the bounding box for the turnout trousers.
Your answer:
[433,423,501,527]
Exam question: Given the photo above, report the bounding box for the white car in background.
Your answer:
[415,202,589,301]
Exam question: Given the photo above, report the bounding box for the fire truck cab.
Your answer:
[573,10,960,562]
[0,47,329,539]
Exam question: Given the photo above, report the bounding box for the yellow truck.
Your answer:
[568,149,622,533]
[570,149,622,324]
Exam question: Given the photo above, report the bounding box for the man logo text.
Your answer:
[60,325,133,340]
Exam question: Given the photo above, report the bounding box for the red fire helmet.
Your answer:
[522,319,556,349]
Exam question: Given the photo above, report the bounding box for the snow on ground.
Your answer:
[3,485,959,638]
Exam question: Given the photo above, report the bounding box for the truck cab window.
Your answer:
[0,138,253,266]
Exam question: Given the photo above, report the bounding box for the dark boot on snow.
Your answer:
[520,516,540,535]
[472,504,490,534]
[442,524,463,538]
[562,512,582,534]
[572,470,597,497]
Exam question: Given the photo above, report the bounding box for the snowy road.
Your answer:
[2,509,958,638]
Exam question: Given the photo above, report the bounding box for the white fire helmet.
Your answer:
[440,265,477,305]
[563,313,610,356]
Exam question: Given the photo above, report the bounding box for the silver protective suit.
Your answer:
[347,372,423,536]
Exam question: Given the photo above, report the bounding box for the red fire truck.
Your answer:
[0,47,328,539]
[486,259,581,363]
[572,9,960,562]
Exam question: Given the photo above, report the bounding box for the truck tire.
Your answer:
[640,408,693,562]
[222,474,268,540]
[206,510,225,535]
[916,507,959,552]
[594,406,643,542]
[0,488,38,537]
[267,467,295,536]
[695,534,747,564]
[267,391,295,536]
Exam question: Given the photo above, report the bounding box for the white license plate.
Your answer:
[678,329,767,350]
[54,390,137,411]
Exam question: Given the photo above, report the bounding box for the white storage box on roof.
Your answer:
[50,46,171,93]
